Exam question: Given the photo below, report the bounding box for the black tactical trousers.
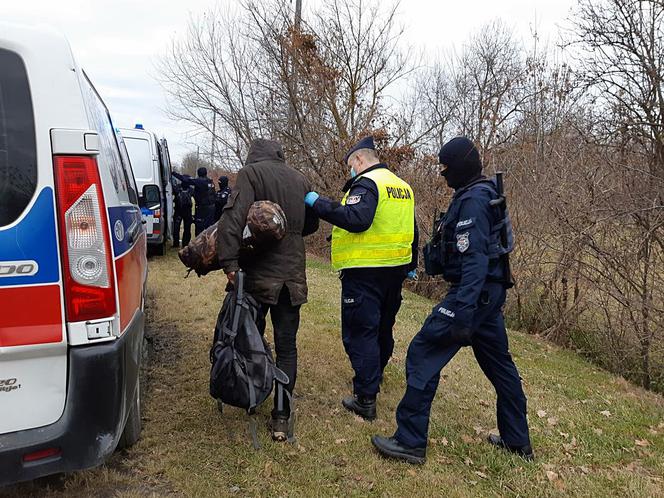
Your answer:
[173,208,192,247]
[256,286,301,419]
[394,283,530,449]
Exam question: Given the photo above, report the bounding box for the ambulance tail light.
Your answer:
[54,155,116,322]
[153,208,161,218]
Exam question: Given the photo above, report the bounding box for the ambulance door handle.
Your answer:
[127,222,140,243]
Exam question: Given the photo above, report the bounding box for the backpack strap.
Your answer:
[226,271,246,341]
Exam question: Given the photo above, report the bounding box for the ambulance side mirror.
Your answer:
[142,184,161,211]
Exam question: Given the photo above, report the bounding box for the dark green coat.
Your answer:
[217,139,319,306]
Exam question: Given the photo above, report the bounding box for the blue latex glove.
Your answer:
[407,269,417,280]
[304,191,320,207]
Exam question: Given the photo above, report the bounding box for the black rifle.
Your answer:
[488,172,514,288]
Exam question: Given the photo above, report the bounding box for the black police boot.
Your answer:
[487,433,534,461]
[342,395,376,421]
[371,435,426,465]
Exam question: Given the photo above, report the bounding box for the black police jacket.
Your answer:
[172,172,216,207]
[437,178,512,328]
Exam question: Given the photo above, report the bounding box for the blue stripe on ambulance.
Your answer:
[0,188,60,287]
[107,206,143,258]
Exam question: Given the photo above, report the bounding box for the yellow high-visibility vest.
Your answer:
[331,168,415,271]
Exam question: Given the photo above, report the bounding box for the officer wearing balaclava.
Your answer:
[371,137,533,464]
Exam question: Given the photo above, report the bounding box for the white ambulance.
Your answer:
[0,23,148,485]
[120,126,173,255]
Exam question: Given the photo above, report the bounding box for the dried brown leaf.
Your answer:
[461,434,475,444]
[546,470,559,481]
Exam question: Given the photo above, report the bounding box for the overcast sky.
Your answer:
[5,0,576,164]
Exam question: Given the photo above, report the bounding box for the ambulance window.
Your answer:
[118,136,139,205]
[80,72,130,202]
[0,49,37,227]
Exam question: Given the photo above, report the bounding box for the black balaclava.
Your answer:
[438,137,482,189]
[218,176,229,189]
[197,167,207,178]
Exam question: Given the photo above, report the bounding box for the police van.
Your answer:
[120,126,173,255]
[0,23,148,485]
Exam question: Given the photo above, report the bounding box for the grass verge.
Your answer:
[3,249,663,497]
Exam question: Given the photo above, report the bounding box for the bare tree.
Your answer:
[158,0,664,393]
[158,0,413,191]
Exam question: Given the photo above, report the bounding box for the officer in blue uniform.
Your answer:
[305,137,418,421]
[371,137,533,464]
[171,176,193,248]
[172,167,217,235]
[214,176,232,222]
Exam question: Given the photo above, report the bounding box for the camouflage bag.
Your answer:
[178,200,287,276]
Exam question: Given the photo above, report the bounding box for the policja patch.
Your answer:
[456,232,470,253]
[346,195,362,205]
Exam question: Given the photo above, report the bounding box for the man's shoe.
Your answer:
[270,417,289,442]
[487,433,534,461]
[342,395,376,421]
[371,435,426,465]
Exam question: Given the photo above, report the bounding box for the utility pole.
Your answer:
[210,112,216,170]
[289,0,302,144]
[295,0,302,30]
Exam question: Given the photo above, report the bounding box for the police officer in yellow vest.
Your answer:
[305,136,418,420]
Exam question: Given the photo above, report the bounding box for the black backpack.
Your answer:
[209,271,288,413]
[177,187,193,208]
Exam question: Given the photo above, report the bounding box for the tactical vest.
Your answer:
[331,168,415,271]
[448,180,513,259]
[424,178,514,278]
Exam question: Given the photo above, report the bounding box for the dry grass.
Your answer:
[3,249,664,497]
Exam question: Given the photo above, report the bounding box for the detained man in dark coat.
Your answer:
[217,138,319,441]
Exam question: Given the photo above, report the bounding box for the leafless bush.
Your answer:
[160,0,664,392]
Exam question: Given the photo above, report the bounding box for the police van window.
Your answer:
[156,140,166,184]
[159,139,172,183]
[124,137,153,183]
[0,49,37,227]
[79,72,130,202]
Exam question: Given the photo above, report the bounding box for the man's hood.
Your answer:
[245,138,285,165]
